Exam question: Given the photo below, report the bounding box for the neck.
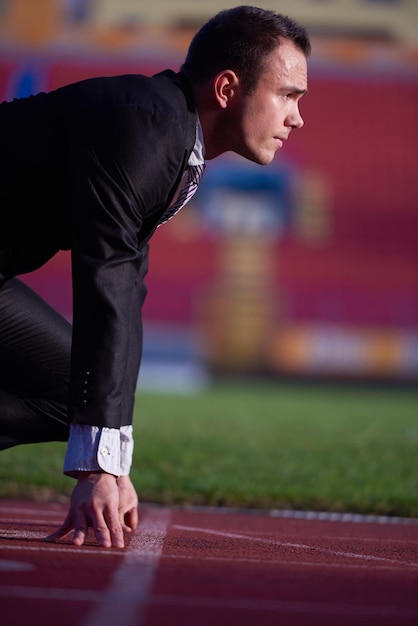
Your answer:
[193,84,230,161]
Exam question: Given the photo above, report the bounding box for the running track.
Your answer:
[1,499,418,625]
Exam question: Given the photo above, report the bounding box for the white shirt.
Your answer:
[64,116,205,478]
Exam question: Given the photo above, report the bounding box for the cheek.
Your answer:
[261,101,282,129]
[241,97,273,142]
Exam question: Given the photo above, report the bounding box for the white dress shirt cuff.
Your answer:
[63,424,134,478]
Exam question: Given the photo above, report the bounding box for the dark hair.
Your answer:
[181,5,311,93]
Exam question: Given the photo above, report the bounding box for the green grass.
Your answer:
[1,380,417,517]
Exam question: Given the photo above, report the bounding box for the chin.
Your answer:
[251,145,277,165]
[253,153,275,166]
[260,154,275,165]
[234,144,275,166]
[240,151,274,166]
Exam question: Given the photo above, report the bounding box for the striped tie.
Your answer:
[159,163,205,226]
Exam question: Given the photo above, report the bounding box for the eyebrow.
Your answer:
[282,85,309,96]
[289,87,308,96]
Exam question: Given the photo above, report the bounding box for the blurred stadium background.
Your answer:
[1,0,417,389]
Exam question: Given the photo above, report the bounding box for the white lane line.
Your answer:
[0,530,47,541]
[0,544,120,556]
[0,507,66,518]
[268,509,418,526]
[172,524,418,570]
[81,507,170,626]
[1,541,413,573]
[0,529,119,554]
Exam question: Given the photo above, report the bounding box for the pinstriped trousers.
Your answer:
[0,277,71,450]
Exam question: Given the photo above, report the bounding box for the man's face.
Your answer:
[228,39,308,165]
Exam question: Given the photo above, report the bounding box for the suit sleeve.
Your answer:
[68,104,183,428]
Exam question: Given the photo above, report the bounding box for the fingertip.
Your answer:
[131,520,139,532]
[73,528,87,546]
[94,530,112,548]
[112,534,125,549]
[124,510,139,533]
[109,529,125,549]
[73,536,85,546]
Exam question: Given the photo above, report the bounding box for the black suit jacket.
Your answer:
[0,70,198,428]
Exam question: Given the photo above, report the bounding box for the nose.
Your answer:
[287,104,304,129]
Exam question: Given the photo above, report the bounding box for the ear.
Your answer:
[213,70,239,109]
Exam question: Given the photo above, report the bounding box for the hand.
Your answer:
[44,471,129,548]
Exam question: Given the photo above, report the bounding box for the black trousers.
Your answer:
[0,278,71,450]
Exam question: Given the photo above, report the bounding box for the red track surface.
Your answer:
[1,499,418,626]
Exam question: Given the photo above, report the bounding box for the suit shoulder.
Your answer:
[52,71,186,114]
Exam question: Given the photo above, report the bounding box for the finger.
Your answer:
[72,526,88,546]
[65,506,93,546]
[43,512,75,543]
[91,512,116,548]
[43,525,72,543]
[122,506,138,533]
[101,510,125,549]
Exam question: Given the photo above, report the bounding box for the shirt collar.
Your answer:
[188,113,205,167]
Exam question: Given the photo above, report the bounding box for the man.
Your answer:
[0,6,310,547]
